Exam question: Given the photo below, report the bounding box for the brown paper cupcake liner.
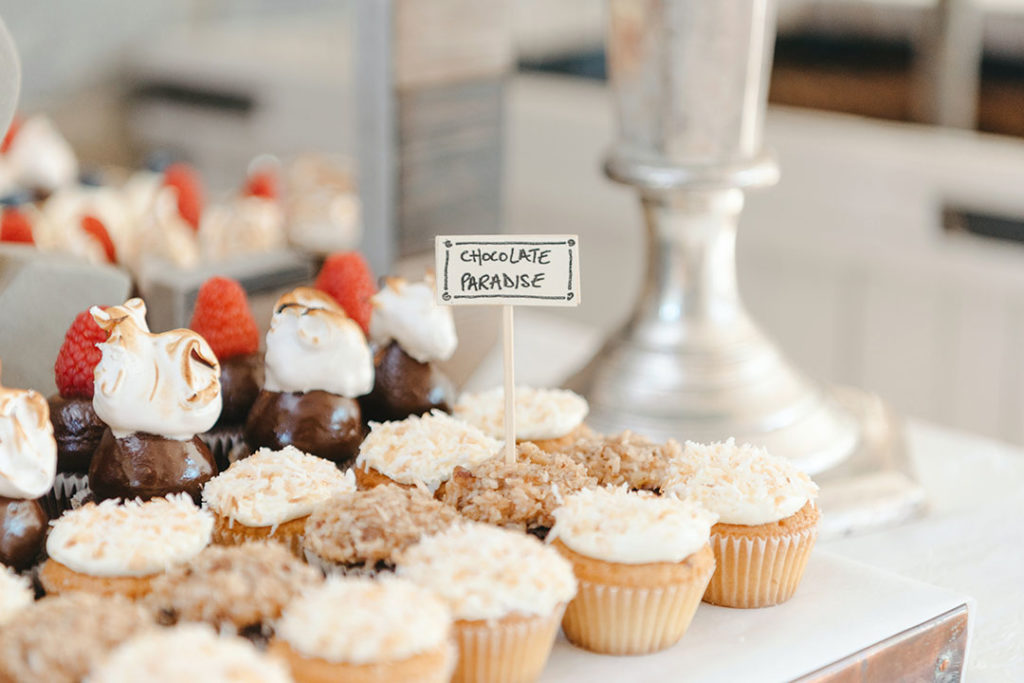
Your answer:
[452,606,565,683]
[703,524,817,609]
[561,563,713,654]
[270,638,456,683]
[212,514,307,558]
[40,473,89,519]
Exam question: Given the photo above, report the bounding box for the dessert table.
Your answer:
[465,310,1024,680]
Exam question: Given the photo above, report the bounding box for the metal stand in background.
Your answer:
[568,0,924,537]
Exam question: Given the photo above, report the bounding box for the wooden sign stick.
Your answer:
[502,305,516,464]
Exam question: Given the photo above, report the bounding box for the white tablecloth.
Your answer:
[466,310,1024,680]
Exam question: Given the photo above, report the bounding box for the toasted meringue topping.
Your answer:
[91,299,222,440]
[370,276,457,363]
[199,196,285,262]
[454,386,588,440]
[263,287,374,397]
[5,115,78,192]
[0,367,57,499]
[134,187,199,270]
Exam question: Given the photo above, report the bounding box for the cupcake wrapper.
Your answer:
[561,569,713,655]
[703,525,817,609]
[70,486,94,510]
[301,549,385,579]
[214,521,305,558]
[200,427,249,471]
[453,606,564,683]
[40,473,89,519]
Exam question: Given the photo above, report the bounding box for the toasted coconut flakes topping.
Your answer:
[203,446,356,527]
[454,386,588,440]
[46,494,212,577]
[398,523,576,621]
[355,411,500,492]
[563,430,682,490]
[0,566,32,626]
[277,576,453,665]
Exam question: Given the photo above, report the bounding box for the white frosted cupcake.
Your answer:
[354,411,499,492]
[665,439,820,608]
[0,565,33,626]
[454,386,590,452]
[39,494,213,599]
[270,576,455,683]
[203,446,356,556]
[548,487,717,654]
[90,623,292,683]
[398,523,576,683]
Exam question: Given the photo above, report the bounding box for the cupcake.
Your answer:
[398,523,576,683]
[454,386,590,452]
[302,484,460,575]
[47,308,109,510]
[548,487,717,654]
[0,565,33,626]
[88,298,220,503]
[144,543,321,641]
[245,287,373,469]
[0,592,151,683]
[270,576,456,683]
[89,623,292,683]
[437,442,597,538]
[361,275,458,423]
[565,429,682,491]
[0,364,57,570]
[203,446,356,555]
[39,494,213,599]
[665,439,820,608]
[354,411,499,491]
[190,276,264,468]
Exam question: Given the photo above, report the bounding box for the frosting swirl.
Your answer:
[5,115,78,192]
[454,386,588,440]
[0,369,57,499]
[369,276,457,363]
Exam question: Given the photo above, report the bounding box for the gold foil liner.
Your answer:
[703,519,818,609]
[212,513,307,558]
[269,638,456,683]
[452,606,565,683]
[556,542,715,655]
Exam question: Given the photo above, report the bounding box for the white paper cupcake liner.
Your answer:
[199,427,249,471]
[453,606,564,683]
[40,473,90,519]
[703,525,817,608]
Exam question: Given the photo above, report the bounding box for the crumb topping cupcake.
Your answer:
[454,386,589,450]
[565,429,682,490]
[90,623,292,683]
[271,576,454,682]
[398,523,575,683]
[302,485,460,574]
[438,442,597,536]
[548,487,718,654]
[0,565,33,626]
[40,494,213,598]
[355,411,499,492]
[203,446,355,554]
[665,439,821,608]
[144,543,322,635]
[0,592,151,683]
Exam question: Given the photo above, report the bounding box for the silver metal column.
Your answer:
[571,0,856,475]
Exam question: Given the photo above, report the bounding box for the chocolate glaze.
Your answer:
[0,497,47,570]
[217,353,263,427]
[244,390,363,469]
[360,342,456,423]
[88,430,217,503]
[48,395,106,474]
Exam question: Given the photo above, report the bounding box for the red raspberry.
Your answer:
[54,308,109,399]
[189,276,260,361]
[1,116,21,154]
[314,251,376,334]
[0,208,33,244]
[243,169,278,199]
[163,162,204,230]
[81,215,117,263]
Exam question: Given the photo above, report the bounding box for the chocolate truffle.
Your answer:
[88,430,217,503]
[0,497,47,570]
[361,341,455,423]
[48,395,105,474]
[217,353,263,427]
[244,390,363,469]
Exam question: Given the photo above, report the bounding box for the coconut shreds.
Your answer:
[0,566,32,627]
[302,485,461,569]
[438,442,598,532]
[143,542,322,631]
[0,593,151,683]
[561,430,683,491]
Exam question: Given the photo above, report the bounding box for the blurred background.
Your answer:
[3,0,1024,445]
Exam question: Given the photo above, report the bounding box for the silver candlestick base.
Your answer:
[568,0,923,531]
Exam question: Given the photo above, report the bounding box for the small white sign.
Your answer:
[434,235,580,306]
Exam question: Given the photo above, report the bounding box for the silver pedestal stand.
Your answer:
[568,0,924,537]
